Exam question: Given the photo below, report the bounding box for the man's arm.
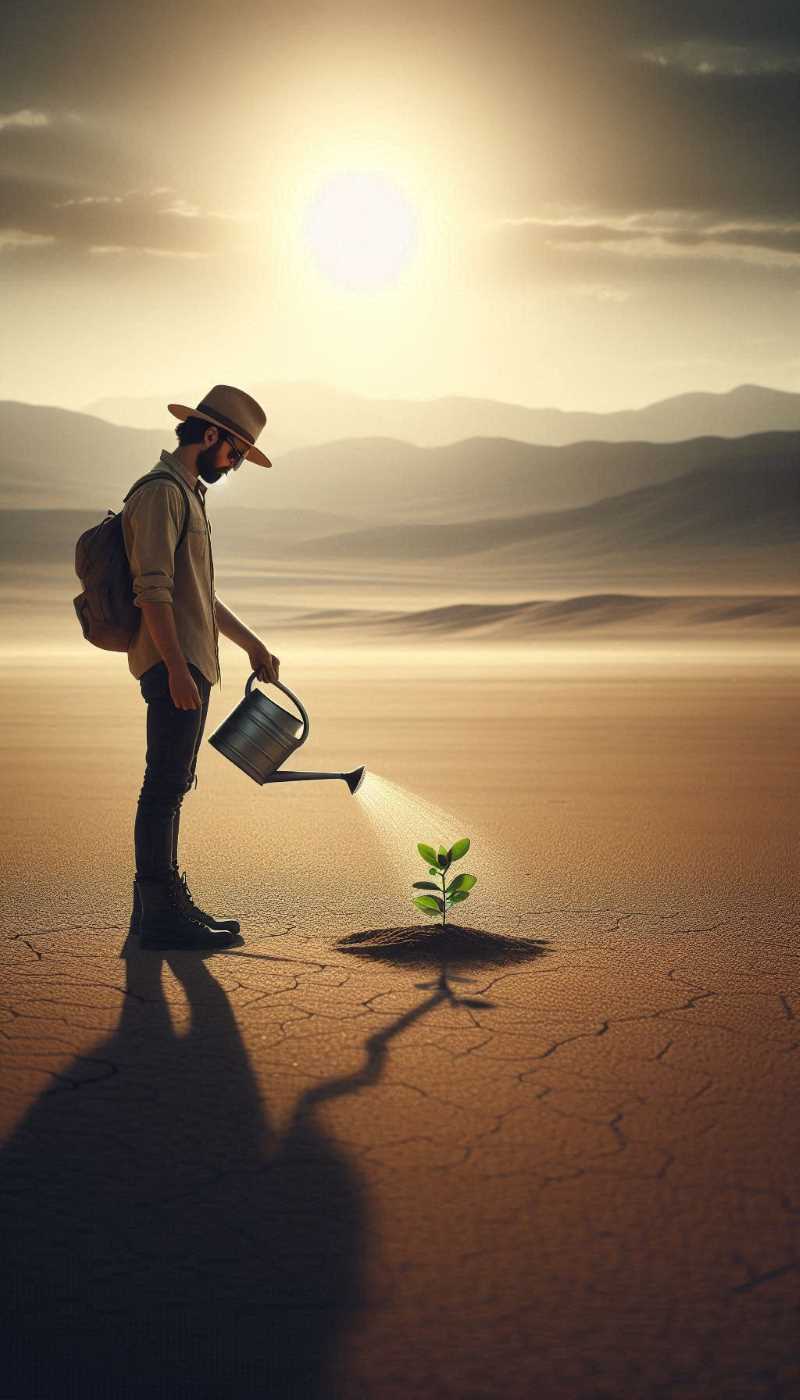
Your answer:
[215,595,280,683]
[139,600,185,670]
[214,596,260,652]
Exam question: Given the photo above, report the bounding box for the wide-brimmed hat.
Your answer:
[168,385,271,468]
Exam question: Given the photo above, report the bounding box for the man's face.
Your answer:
[196,429,246,486]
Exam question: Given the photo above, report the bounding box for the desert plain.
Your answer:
[2,594,799,1398]
[2,410,800,1397]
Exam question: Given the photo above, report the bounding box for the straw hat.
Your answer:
[168,385,271,468]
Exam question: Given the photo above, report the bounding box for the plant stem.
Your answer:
[441,869,447,928]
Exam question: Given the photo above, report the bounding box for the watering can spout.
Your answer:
[346,765,366,795]
[261,765,367,794]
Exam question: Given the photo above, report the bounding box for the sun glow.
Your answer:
[300,171,419,290]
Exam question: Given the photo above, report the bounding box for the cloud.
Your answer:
[445,8,800,224]
[162,199,202,219]
[561,284,633,303]
[579,236,800,272]
[486,211,800,280]
[53,194,124,208]
[3,3,800,278]
[0,227,55,251]
[88,243,209,259]
[636,39,800,77]
[0,108,50,132]
[612,2,800,46]
[161,197,243,222]
[0,177,239,258]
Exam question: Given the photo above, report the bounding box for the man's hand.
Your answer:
[248,641,280,685]
[168,659,202,710]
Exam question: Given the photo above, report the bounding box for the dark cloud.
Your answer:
[470,48,800,221]
[612,0,800,45]
[490,215,800,257]
[2,0,289,108]
[0,168,240,256]
[480,213,800,295]
[3,1,800,260]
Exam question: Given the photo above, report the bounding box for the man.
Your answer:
[122,385,279,951]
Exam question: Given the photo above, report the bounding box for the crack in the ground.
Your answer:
[731,1256,799,1295]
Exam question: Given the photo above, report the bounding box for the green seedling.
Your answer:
[412,837,477,927]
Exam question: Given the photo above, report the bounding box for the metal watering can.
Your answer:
[208,673,366,794]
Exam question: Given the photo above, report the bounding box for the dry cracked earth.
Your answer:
[1,650,798,1398]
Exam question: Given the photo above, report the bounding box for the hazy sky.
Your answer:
[3,0,800,412]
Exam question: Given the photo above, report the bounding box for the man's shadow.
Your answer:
[3,948,400,1399]
[3,930,547,1397]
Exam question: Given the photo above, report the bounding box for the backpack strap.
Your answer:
[123,471,192,551]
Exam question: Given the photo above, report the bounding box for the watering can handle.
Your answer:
[244,674,310,744]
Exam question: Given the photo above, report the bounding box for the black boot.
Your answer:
[172,867,241,936]
[130,870,241,938]
[134,876,240,950]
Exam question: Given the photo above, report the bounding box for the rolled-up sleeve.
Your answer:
[122,481,183,607]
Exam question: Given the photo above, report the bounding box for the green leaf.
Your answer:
[428,867,442,878]
[437,847,451,869]
[447,873,477,894]
[414,895,444,915]
[449,837,470,862]
[448,890,470,904]
[412,881,439,890]
[417,843,437,866]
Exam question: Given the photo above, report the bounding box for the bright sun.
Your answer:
[301,171,418,291]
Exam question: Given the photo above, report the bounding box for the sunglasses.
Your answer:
[219,431,247,469]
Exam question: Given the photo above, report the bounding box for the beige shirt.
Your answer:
[122,450,221,687]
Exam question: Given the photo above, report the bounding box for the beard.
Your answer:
[196,443,230,487]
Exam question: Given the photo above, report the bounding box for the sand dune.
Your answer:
[279,593,800,638]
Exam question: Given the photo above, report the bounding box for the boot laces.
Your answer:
[177,870,207,922]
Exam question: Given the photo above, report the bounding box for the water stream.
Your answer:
[352,772,493,904]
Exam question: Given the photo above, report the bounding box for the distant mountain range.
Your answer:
[3,400,799,527]
[250,431,800,523]
[0,404,166,511]
[274,455,799,592]
[7,441,797,597]
[282,455,798,561]
[81,381,800,453]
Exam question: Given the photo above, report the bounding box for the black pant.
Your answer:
[134,662,212,880]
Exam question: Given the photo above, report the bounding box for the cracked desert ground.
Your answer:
[2,637,798,1399]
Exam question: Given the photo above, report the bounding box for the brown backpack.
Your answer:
[72,471,191,652]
